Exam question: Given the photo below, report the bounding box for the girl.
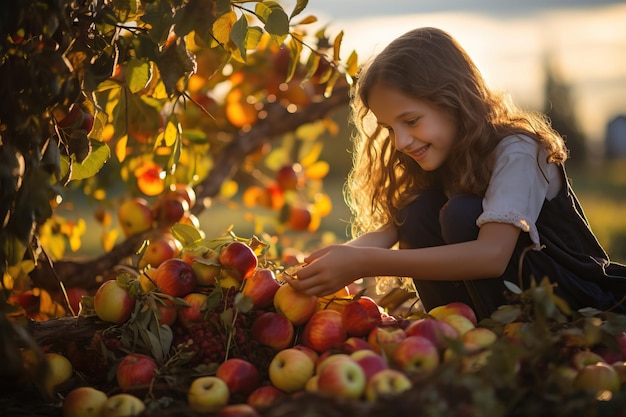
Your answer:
[285,27,626,319]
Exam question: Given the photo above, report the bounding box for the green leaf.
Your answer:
[234,292,254,313]
[125,58,152,94]
[290,0,308,20]
[66,140,111,182]
[230,15,249,63]
[171,223,205,246]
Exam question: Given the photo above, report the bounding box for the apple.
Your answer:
[154,296,177,326]
[154,257,197,297]
[216,403,261,417]
[275,164,300,191]
[268,347,316,393]
[393,335,440,374]
[63,386,108,417]
[571,350,606,370]
[242,268,280,308]
[316,354,366,399]
[153,195,189,229]
[341,296,383,337]
[64,287,89,315]
[612,361,626,383]
[460,327,497,351]
[367,326,407,358]
[282,205,312,231]
[164,183,197,209]
[44,352,73,392]
[301,309,347,353]
[250,311,295,351]
[428,302,478,326]
[273,284,317,326]
[94,280,136,324]
[118,198,154,237]
[364,368,412,402]
[138,233,182,269]
[177,292,208,329]
[102,393,145,417]
[138,268,158,292]
[304,375,319,392]
[187,376,230,413]
[181,247,222,286]
[116,353,158,391]
[439,313,475,336]
[218,241,258,280]
[216,358,261,396]
[343,336,374,353]
[574,362,621,392]
[405,318,458,349]
[292,344,319,364]
[246,385,287,410]
[616,332,626,359]
[351,349,388,382]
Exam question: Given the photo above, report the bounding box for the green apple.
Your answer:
[63,386,108,417]
[102,393,146,417]
[364,368,412,401]
[268,347,315,393]
[187,376,230,413]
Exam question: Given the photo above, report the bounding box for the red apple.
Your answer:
[251,311,295,351]
[177,292,208,329]
[428,302,478,326]
[154,258,197,297]
[216,403,260,417]
[268,347,316,393]
[216,358,260,396]
[153,195,189,229]
[405,318,458,349]
[273,284,317,326]
[343,336,374,353]
[115,353,158,391]
[242,268,280,309]
[351,349,388,382]
[118,198,154,237]
[439,313,475,337]
[393,335,440,374]
[218,241,258,280]
[181,246,222,286]
[574,362,621,392]
[616,332,626,359]
[164,183,197,209]
[461,327,497,352]
[341,296,383,337]
[367,326,407,358]
[94,280,136,324]
[302,309,347,353]
[316,354,366,399]
[246,385,287,411]
[154,296,178,326]
[275,164,301,191]
[138,233,182,269]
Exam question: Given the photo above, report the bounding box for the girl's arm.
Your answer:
[287,222,520,297]
[344,223,398,248]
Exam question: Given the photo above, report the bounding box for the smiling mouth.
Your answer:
[408,144,429,158]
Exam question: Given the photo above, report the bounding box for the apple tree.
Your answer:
[0,0,356,314]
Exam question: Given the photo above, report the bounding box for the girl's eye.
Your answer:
[406,118,418,126]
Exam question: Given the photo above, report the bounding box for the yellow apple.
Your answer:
[118,198,154,237]
[268,347,315,393]
[44,352,73,393]
[102,393,146,417]
[187,376,230,413]
[365,368,412,401]
[63,386,108,417]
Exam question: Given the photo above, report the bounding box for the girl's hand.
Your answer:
[283,245,367,297]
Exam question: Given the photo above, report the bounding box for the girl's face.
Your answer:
[368,83,457,171]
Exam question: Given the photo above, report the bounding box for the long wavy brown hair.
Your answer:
[346,27,568,238]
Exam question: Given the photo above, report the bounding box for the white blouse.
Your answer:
[476,135,562,250]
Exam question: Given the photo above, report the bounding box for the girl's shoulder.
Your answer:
[495,134,542,157]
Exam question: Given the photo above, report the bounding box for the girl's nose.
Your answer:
[393,129,411,151]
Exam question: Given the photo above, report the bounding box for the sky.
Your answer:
[299,0,626,149]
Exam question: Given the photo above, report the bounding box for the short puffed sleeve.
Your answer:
[476,135,561,249]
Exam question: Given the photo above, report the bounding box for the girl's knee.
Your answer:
[440,194,483,244]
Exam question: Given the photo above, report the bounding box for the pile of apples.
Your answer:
[40,229,626,417]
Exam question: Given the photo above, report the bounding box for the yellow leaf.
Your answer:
[48,234,66,260]
[115,135,128,162]
[305,160,329,180]
[102,228,119,252]
[213,11,237,45]
[295,121,325,142]
[3,272,14,290]
[299,140,323,167]
[220,180,238,199]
